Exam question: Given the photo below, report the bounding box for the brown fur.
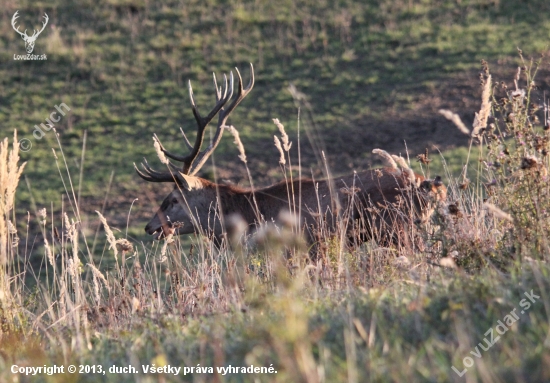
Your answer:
[144,168,446,248]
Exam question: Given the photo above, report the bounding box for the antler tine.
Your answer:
[188,64,255,176]
[155,72,234,171]
[142,159,167,175]
[134,161,175,183]
[186,73,231,119]
[179,128,194,151]
[212,73,220,101]
[213,72,229,102]
[152,133,184,155]
[188,79,196,108]
[29,13,49,38]
[35,13,49,36]
[137,65,253,182]
[201,71,233,122]
[11,11,26,37]
[186,74,228,122]
[134,159,186,183]
[219,63,255,122]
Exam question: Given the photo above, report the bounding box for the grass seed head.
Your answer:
[115,239,134,253]
[439,109,471,135]
[226,125,247,163]
[153,137,169,165]
[95,211,118,259]
[274,136,286,165]
[484,202,513,222]
[372,149,398,170]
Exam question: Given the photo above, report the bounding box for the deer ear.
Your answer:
[175,173,203,191]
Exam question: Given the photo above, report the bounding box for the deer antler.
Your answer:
[135,64,255,183]
[30,13,49,39]
[11,11,49,39]
[11,11,27,38]
[187,64,255,175]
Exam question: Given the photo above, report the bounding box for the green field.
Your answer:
[2,0,550,382]
[1,0,549,231]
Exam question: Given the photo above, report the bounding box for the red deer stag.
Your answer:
[135,65,446,248]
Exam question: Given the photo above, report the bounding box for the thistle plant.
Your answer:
[481,54,550,258]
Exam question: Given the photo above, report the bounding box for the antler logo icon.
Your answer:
[11,11,49,54]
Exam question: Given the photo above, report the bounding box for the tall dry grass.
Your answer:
[0,107,441,368]
[0,131,25,328]
[1,59,550,382]
[437,56,550,269]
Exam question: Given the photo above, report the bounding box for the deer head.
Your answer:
[12,11,49,54]
[135,65,254,239]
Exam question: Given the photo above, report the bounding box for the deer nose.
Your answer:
[144,222,157,234]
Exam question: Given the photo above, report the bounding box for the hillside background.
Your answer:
[1,0,550,241]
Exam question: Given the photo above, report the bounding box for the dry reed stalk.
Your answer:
[88,263,109,307]
[372,149,398,170]
[439,109,471,135]
[274,136,286,165]
[88,263,109,289]
[273,118,291,151]
[226,125,247,163]
[226,125,261,218]
[37,208,47,224]
[153,137,169,165]
[95,211,118,260]
[0,132,25,311]
[391,155,416,184]
[44,238,55,267]
[484,202,513,222]
[0,132,26,264]
[160,235,174,257]
[472,75,492,136]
